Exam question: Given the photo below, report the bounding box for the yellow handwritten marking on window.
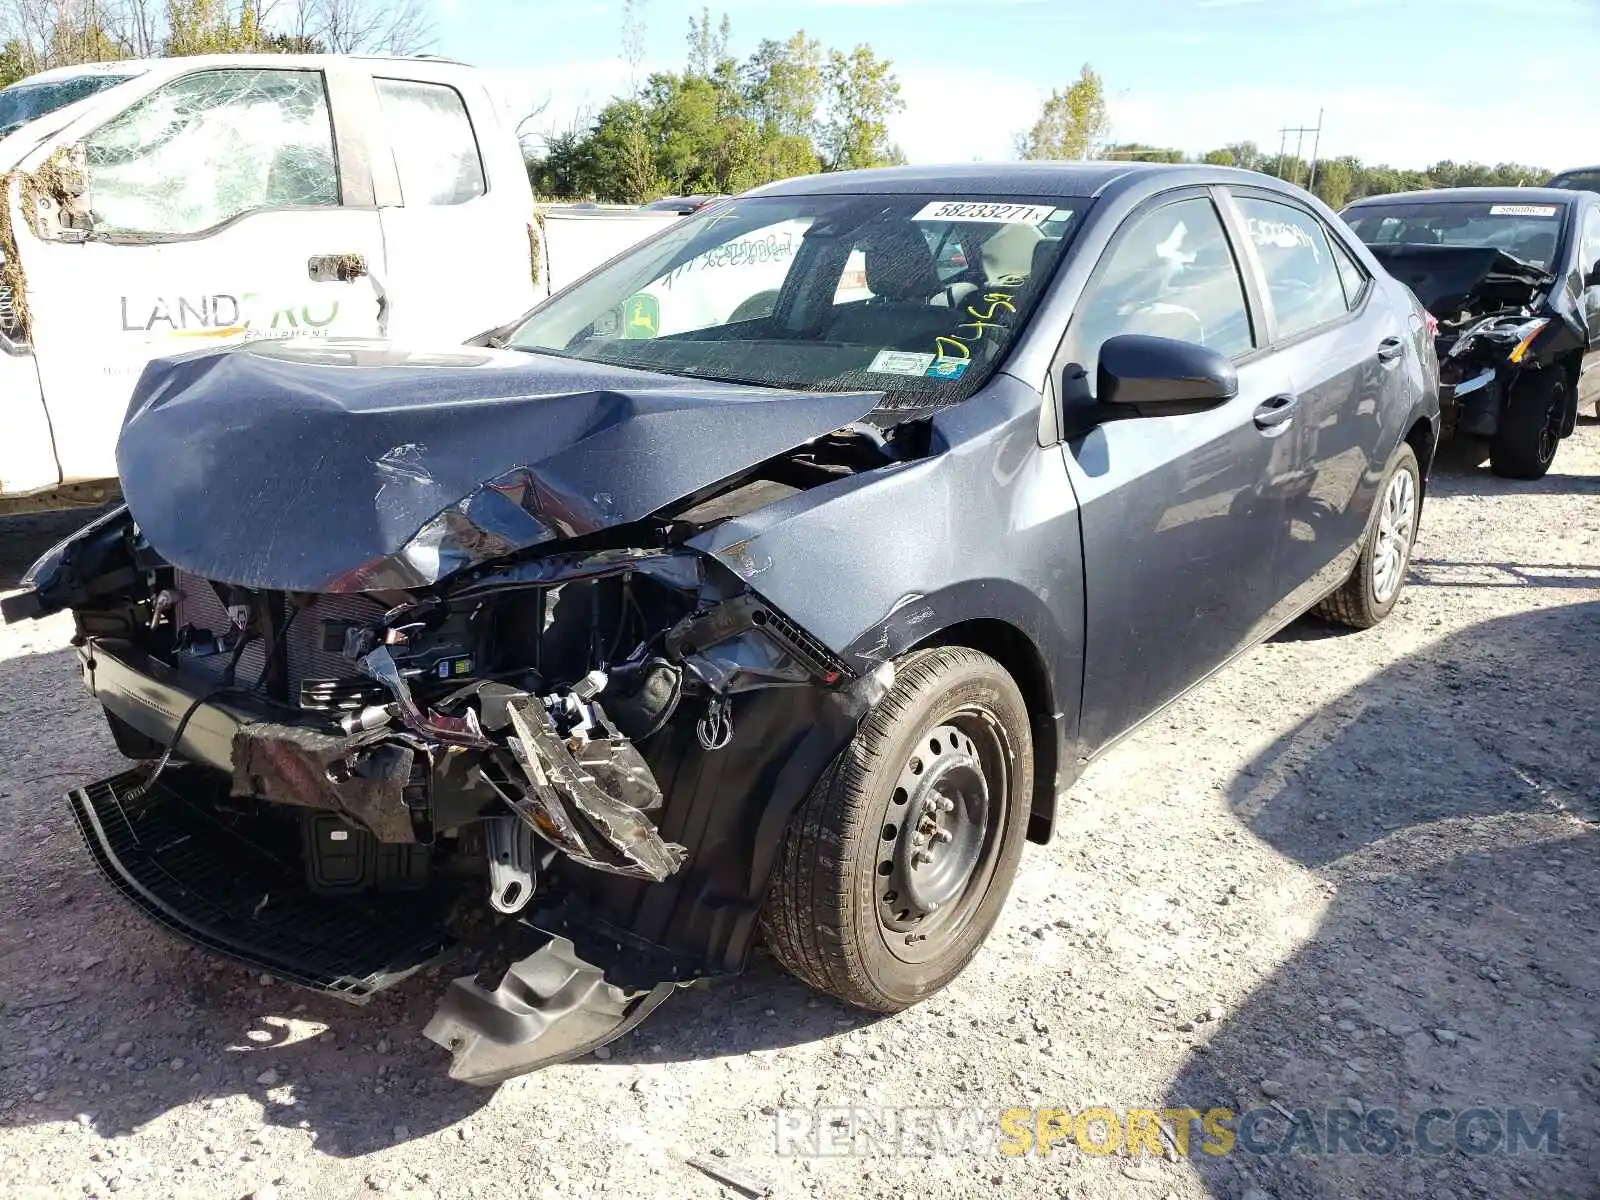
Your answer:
[928,283,1024,370]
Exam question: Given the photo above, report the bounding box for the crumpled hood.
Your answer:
[1367,244,1552,317]
[117,340,883,593]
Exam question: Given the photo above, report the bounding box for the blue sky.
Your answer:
[433,0,1599,171]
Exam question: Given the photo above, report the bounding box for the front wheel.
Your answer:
[1314,443,1420,630]
[761,647,1033,1012]
[1491,370,1566,480]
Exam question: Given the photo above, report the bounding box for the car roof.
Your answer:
[1345,186,1578,208]
[749,161,1277,201]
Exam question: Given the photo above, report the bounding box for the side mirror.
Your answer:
[1096,333,1239,418]
[1585,260,1600,289]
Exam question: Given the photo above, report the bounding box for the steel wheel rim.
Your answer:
[1371,466,1415,605]
[875,710,1011,966]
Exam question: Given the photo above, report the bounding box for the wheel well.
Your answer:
[915,618,1060,846]
[1403,415,1436,502]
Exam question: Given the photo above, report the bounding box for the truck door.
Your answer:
[367,72,536,343]
[19,64,387,486]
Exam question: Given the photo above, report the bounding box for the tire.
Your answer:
[761,647,1033,1012]
[1490,370,1566,480]
[1314,443,1420,630]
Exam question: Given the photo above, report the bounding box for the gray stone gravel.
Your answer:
[1,424,1597,1200]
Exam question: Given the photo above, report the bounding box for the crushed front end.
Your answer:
[12,491,890,1082]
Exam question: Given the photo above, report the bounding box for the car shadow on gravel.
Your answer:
[1166,600,1600,1199]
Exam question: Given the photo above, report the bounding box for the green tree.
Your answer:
[586,99,657,203]
[1016,64,1109,161]
[744,31,823,141]
[821,45,903,170]
[0,38,29,88]
[164,0,268,55]
[1103,142,1183,163]
[1313,156,1355,209]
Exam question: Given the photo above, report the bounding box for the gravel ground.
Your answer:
[1,425,1597,1200]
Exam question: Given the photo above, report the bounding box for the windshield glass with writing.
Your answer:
[507,194,1079,402]
[0,72,139,136]
[1344,200,1567,271]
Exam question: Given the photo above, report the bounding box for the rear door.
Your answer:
[1576,201,1600,411]
[1223,189,1392,620]
[20,63,388,485]
[1056,188,1298,751]
[368,71,536,342]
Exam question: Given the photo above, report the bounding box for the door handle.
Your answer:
[1377,336,1405,363]
[308,254,368,282]
[1253,394,1298,431]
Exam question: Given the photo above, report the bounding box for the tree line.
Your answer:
[528,10,905,204]
[1018,65,1550,210]
[0,0,433,85]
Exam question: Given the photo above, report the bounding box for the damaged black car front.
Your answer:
[1344,189,1598,479]
[2,184,1083,1083]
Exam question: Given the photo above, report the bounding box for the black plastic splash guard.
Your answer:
[68,769,456,1000]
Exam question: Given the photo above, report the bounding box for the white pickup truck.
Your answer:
[0,54,679,515]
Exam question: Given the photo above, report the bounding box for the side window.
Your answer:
[1234,195,1350,340]
[1327,230,1370,311]
[1070,195,1254,381]
[83,69,338,236]
[1579,207,1600,277]
[375,79,485,206]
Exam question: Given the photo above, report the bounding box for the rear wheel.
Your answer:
[1491,371,1566,480]
[761,647,1033,1012]
[1315,443,1420,630]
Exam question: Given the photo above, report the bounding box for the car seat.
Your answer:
[826,224,954,348]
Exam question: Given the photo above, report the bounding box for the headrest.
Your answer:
[862,225,941,302]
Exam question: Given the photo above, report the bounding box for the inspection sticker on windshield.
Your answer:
[926,358,969,381]
[912,201,1056,225]
[1489,204,1559,217]
[869,349,936,376]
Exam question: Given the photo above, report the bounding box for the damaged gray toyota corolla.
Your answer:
[3,164,1439,1084]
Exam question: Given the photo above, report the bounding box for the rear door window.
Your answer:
[1234,195,1351,340]
[375,79,486,206]
[83,69,339,236]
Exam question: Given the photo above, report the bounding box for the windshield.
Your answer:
[1344,200,1567,271]
[0,71,139,137]
[507,193,1081,401]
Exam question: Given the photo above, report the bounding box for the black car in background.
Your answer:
[1343,186,1600,478]
[6,163,1438,1083]
[1547,166,1600,194]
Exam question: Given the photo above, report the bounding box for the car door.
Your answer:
[1055,188,1298,752]
[19,63,388,486]
[368,73,535,343]
[1576,201,1600,411]
[1224,189,1391,620]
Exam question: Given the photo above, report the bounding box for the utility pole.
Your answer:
[1307,108,1325,193]
[1276,112,1323,189]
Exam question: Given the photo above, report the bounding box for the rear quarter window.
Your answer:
[375,79,486,206]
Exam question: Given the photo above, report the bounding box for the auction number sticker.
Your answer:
[1489,204,1559,217]
[912,201,1057,225]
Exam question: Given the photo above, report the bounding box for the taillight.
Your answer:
[1424,311,1439,338]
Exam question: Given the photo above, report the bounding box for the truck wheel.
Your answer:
[761,647,1033,1012]
[1490,371,1566,480]
[1314,443,1420,630]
